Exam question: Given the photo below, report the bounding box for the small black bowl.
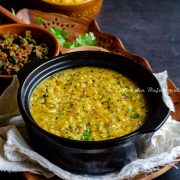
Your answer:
[17,51,170,175]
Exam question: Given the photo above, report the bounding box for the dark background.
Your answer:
[97,0,180,88]
[0,0,179,179]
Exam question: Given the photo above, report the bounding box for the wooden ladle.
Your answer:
[0,5,23,24]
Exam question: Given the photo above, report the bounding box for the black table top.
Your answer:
[96,0,180,88]
[0,0,179,179]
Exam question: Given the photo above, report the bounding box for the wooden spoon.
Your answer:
[0,6,23,24]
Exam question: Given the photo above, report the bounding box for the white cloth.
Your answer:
[0,71,179,180]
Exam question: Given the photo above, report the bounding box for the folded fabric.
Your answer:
[0,71,179,180]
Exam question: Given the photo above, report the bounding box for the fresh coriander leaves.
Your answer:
[48,28,67,46]
[35,17,46,24]
[49,27,97,48]
[74,32,97,47]
[82,129,91,141]
[131,113,139,119]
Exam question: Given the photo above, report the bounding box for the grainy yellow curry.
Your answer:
[30,67,149,141]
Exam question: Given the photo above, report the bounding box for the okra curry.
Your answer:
[30,67,149,141]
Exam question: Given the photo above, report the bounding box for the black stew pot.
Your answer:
[17,51,170,175]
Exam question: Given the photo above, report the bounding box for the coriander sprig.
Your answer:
[48,27,97,48]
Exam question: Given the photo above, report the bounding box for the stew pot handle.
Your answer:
[139,102,170,134]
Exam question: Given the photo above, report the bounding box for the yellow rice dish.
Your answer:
[30,67,149,141]
[43,0,89,5]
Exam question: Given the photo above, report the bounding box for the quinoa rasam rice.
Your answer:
[30,67,149,141]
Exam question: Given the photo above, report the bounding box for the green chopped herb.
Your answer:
[20,38,28,44]
[73,32,97,47]
[11,8,16,16]
[63,41,76,48]
[48,28,67,46]
[131,113,139,119]
[48,28,97,48]
[82,129,90,141]
[35,17,46,24]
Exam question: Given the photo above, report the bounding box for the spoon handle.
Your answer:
[0,6,23,24]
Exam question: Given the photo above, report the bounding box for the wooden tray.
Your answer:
[15,8,153,70]
[0,6,179,180]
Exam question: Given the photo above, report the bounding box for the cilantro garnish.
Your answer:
[49,28,97,48]
[48,28,67,46]
[131,113,139,119]
[82,129,91,141]
[35,17,46,24]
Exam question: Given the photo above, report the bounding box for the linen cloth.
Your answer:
[0,71,179,180]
